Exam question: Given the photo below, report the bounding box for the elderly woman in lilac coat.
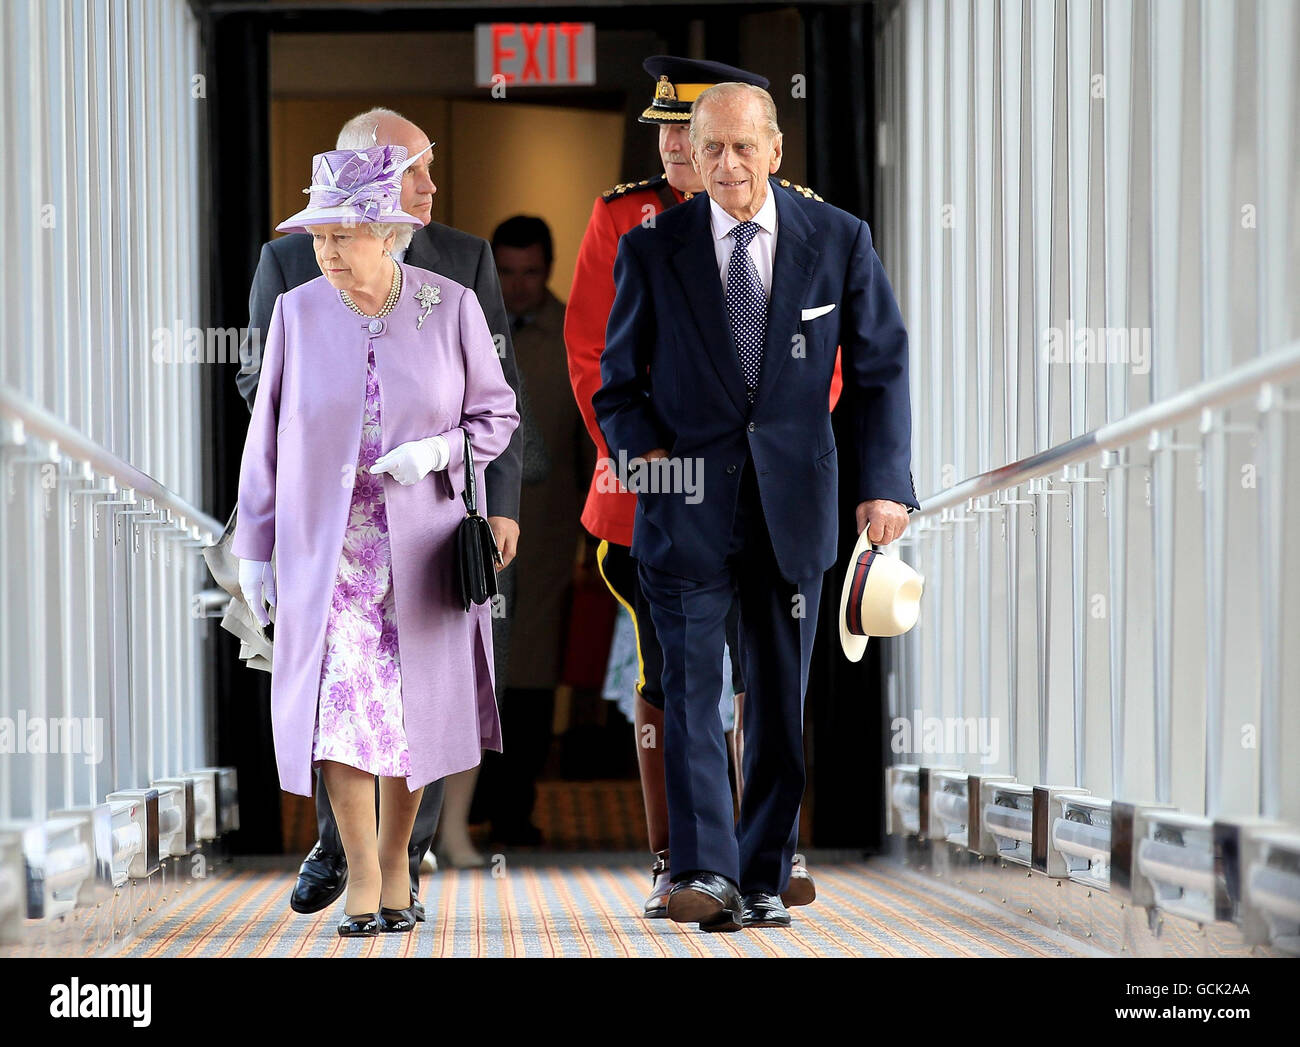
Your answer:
[233,145,519,937]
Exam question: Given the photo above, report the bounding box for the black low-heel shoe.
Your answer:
[337,912,380,937]
[377,903,417,933]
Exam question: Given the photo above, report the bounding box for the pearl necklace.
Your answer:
[339,257,402,318]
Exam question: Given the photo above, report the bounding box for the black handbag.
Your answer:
[455,429,502,612]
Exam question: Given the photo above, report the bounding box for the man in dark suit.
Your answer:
[236,107,523,921]
[593,83,916,931]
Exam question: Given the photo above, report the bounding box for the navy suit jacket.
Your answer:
[592,178,918,583]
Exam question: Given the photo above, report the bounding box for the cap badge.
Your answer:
[654,75,677,102]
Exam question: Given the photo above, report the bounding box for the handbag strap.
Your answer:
[460,428,478,516]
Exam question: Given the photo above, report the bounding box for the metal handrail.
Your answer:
[912,341,1300,517]
[0,385,222,541]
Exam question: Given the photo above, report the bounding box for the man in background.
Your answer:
[473,216,589,846]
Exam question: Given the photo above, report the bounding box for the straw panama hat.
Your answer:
[838,527,924,662]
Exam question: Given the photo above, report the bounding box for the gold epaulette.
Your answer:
[601,174,665,201]
[778,178,825,202]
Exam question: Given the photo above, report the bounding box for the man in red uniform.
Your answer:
[566,56,840,917]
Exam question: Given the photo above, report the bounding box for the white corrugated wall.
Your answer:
[875,0,1299,822]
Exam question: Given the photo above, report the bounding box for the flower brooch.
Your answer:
[415,282,441,329]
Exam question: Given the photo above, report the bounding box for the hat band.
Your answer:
[651,82,714,107]
[669,82,712,103]
[845,548,877,637]
[301,181,398,223]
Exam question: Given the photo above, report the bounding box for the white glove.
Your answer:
[371,435,450,485]
[239,559,276,628]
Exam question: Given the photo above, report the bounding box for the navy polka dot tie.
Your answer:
[726,221,767,398]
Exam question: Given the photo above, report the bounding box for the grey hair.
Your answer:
[335,107,410,150]
[364,221,414,254]
[688,83,782,148]
[335,108,416,252]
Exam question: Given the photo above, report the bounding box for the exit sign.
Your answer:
[475,23,596,86]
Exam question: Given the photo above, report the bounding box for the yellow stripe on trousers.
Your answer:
[594,539,647,697]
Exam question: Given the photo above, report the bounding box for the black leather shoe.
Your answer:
[337,912,379,937]
[644,849,671,919]
[666,871,742,932]
[291,842,348,915]
[378,894,418,934]
[741,891,791,927]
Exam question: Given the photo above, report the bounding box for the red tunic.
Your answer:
[565,174,843,546]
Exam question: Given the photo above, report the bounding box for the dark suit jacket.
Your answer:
[236,222,524,521]
[593,178,918,583]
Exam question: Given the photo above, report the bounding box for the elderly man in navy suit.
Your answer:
[593,82,917,931]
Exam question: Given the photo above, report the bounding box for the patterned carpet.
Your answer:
[109,854,1106,958]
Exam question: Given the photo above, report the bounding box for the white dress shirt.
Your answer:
[708,185,778,296]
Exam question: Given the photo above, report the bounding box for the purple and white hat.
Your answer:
[275,143,429,233]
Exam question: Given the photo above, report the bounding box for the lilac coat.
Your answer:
[233,262,520,797]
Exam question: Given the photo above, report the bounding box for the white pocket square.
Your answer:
[801,304,836,321]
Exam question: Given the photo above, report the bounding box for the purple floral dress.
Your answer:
[311,344,412,778]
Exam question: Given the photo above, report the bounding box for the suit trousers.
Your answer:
[637,456,822,895]
[473,685,555,834]
[315,770,445,895]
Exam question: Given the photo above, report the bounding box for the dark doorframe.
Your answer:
[200,0,887,855]
[803,3,890,852]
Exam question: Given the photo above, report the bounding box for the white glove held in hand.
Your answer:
[239,559,276,628]
[370,435,449,485]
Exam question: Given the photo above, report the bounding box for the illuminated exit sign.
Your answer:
[475,23,596,86]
